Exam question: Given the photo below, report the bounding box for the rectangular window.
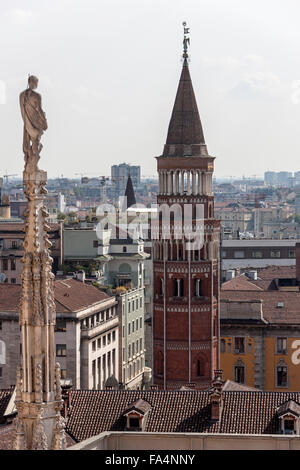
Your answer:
[0,367,2,378]
[108,333,111,345]
[136,319,139,330]
[97,338,101,349]
[132,321,135,333]
[103,335,106,347]
[271,250,281,258]
[252,251,263,258]
[234,366,245,384]
[93,240,98,247]
[234,337,245,354]
[277,366,288,387]
[140,297,142,308]
[128,345,131,358]
[56,344,66,357]
[132,343,135,356]
[128,323,131,335]
[11,278,16,284]
[10,258,16,270]
[136,299,138,309]
[122,326,125,338]
[288,250,296,258]
[0,321,2,330]
[112,331,116,342]
[92,341,96,352]
[140,338,143,352]
[61,369,67,379]
[140,317,142,329]
[227,342,231,353]
[276,337,287,355]
[283,419,295,434]
[234,251,244,259]
[55,319,66,332]
[220,339,226,353]
[3,259,8,271]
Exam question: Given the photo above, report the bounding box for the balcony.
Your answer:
[81,315,118,339]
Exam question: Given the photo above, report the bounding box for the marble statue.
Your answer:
[20,76,48,173]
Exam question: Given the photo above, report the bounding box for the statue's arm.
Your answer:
[19,92,26,123]
[36,92,48,130]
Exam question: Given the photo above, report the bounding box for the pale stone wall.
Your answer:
[68,431,300,451]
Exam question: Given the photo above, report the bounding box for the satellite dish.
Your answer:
[0,273,6,283]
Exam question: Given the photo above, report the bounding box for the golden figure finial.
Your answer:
[182,21,190,60]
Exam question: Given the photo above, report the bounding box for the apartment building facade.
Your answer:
[0,279,119,389]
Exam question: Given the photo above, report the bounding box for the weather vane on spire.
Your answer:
[182,21,190,60]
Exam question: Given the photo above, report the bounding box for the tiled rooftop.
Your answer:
[221,266,300,324]
[65,389,300,443]
[0,279,113,314]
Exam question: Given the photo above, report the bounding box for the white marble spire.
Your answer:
[14,76,66,450]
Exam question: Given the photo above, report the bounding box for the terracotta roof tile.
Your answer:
[0,279,113,314]
[65,389,300,442]
[222,276,263,291]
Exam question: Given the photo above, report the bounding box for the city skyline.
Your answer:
[1,0,300,179]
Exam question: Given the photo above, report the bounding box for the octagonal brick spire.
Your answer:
[162,59,208,158]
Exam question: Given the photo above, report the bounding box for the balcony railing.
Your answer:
[81,315,118,339]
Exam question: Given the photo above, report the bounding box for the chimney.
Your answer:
[296,243,300,283]
[186,382,196,389]
[76,270,86,283]
[210,369,224,421]
[150,385,158,390]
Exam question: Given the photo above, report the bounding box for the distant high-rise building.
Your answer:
[111,163,141,201]
[264,171,294,187]
[294,171,300,187]
[278,171,293,187]
[264,171,278,186]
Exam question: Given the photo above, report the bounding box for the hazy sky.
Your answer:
[1,0,300,179]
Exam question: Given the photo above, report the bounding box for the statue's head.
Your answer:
[28,75,39,90]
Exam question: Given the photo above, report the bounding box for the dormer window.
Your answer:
[123,399,151,432]
[129,417,140,429]
[283,418,296,434]
[277,400,300,435]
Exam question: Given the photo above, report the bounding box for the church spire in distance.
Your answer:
[163,22,208,158]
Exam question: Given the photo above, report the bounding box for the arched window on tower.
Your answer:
[194,279,202,297]
[193,354,206,378]
[173,278,184,297]
[160,278,164,296]
[156,351,164,376]
[197,360,202,377]
[173,279,177,297]
[179,278,184,297]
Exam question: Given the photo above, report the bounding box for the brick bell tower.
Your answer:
[152,24,220,389]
